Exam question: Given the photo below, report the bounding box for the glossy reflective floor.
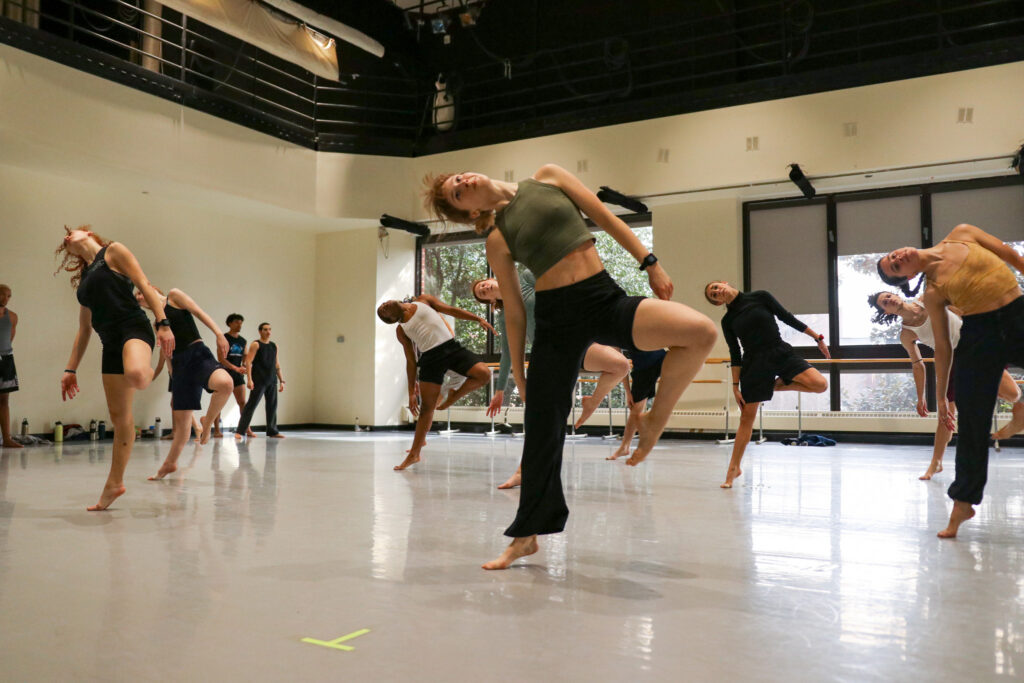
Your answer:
[1,432,1022,681]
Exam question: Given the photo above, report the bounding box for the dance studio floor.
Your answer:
[1,432,1022,681]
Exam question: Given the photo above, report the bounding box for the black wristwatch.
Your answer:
[154,319,171,329]
[639,253,658,271]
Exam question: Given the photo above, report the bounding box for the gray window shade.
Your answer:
[749,204,828,314]
[932,185,1024,242]
[837,195,920,256]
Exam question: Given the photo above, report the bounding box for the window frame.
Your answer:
[744,174,1024,412]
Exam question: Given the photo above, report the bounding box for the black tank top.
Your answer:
[225,334,246,365]
[252,340,277,383]
[166,302,201,350]
[76,245,147,333]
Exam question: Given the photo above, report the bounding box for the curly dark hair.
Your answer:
[867,291,900,326]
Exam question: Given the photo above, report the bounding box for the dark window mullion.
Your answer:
[826,196,841,411]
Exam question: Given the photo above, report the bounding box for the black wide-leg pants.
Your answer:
[237,378,279,436]
[504,271,645,537]
[949,296,1024,505]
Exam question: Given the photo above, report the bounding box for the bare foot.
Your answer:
[938,500,976,538]
[721,465,742,488]
[993,402,1024,440]
[2,439,23,449]
[234,432,244,442]
[625,413,657,466]
[607,447,629,461]
[573,395,601,430]
[246,429,258,438]
[919,461,943,481]
[482,536,539,570]
[212,429,223,438]
[394,450,421,471]
[437,390,457,411]
[268,433,285,439]
[148,462,177,481]
[497,471,521,489]
[87,483,126,511]
[199,416,213,445]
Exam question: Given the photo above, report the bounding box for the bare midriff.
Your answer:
[534,241,604,291]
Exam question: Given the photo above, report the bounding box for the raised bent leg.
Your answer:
[122,339,156,390]
[575,344,630,429]
[773,367,828,394]
[627,299,717,466]
[396,382,441,470]
[438,363,491,410]
[200,369,234,444]
[992,370,1024,440]
[722,402,759,488]
[92,374,136,510]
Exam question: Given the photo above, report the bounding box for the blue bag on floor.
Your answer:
[781,434,836,447]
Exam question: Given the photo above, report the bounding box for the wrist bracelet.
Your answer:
[65,369,76,374]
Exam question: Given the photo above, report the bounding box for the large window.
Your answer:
[745,176,1024,413]
[419,221,653,409]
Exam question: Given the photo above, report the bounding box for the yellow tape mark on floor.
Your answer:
[301,628,371,651]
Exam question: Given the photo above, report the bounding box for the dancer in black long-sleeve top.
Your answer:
[705,281,830,488]
[236,323,285,440]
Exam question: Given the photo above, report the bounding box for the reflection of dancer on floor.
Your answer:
[212,313,254,439]
[868,291,1024,481]
[608,349,667,461]
[235,323,286,441]
[877,224,1024,538]
[426,164,717,570]
[154,355,203,441]
[56,227,174,510]
[473,274,630,488]
[0,284,23,449]
[138,287,233,480]
[378,294,493,471]
[705,281,829,489]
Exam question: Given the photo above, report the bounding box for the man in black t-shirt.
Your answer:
[705,281,830,488]
[213,313,255,438]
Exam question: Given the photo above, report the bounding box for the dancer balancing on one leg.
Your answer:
[607,348,667,461]
[212,313,254,439]
[137,287,234,479]
[425,165,717,570]
[0,284,23,449]
[877,224,1024,538]
[55,226,174,510]
[378,294,494,471]
[867,291,1024,481]
[704,281,829,489]
[235,323,286,440]
[473,274,630,488]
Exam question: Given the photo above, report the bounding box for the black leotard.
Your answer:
[76,245,147,333]
[721,291,807,365]
[165,302,201,350]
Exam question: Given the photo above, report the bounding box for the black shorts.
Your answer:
[418,339,481,385]
[170,342,223,410]
[226,367,246,388]
[630,350,667,403]
[0,354,18,394]
[740,343,812,403]
[97,317,155,375]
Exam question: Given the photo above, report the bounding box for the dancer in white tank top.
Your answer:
[378,294,494,471]
[869,291,1024,479]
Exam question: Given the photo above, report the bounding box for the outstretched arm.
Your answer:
[765,291,829,358]
[61,306,92,401]
[167,289,228,360]
[104,242,174,357]
[535,163,672,300]
[397,327,420,417]
[899,328,928,416]
[418,293,495,334]
[487,231,528,401]
[949,223,1024,273]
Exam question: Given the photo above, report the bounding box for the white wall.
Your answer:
[374,232,418,425]
[0,163,315,433]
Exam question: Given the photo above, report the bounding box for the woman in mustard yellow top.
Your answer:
[877,223,1024,539]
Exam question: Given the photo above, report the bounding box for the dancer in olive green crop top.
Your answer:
[425,164,718,571]
[877,223,1024,539]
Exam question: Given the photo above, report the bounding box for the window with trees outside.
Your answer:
[419,221,653,409]
[746,176,1024,414]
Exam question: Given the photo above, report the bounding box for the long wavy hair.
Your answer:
[867,291,901,326]
[54,225,113,289]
